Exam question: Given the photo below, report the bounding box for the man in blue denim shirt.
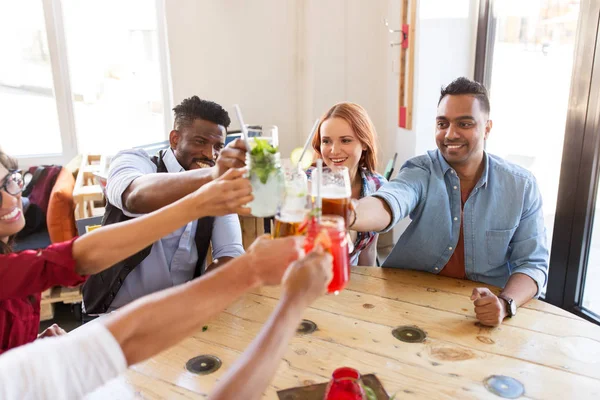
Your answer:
[351,78,548,327]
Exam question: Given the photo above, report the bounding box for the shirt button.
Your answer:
[448,246,453,250]
[453,186,458,190]
[434,267,439,271]
[453,217,458,221]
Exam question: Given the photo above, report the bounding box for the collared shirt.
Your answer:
[0,238,87,354]
[0,322,127,399]
[105,148,244,310]
[373,149,548,296]
[306,167,387,265]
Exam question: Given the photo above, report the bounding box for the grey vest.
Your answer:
[82,150,214,314]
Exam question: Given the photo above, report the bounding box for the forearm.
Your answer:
[501,273,538,307]
[351,196,392,232]
[125,169,214,213]
[104,256,258,366]
[72,195,198,275]
[209,296,305,400]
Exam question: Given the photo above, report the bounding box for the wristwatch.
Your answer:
[498,294,517,318]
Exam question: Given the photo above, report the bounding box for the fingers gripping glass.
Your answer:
[0,170,24,207]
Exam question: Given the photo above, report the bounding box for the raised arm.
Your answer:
[0,236,305,400]
[122,169,214,214]
[350,196,393,232]
[350,163,426,233]
[104,235,305,365]
[121,140,247,214]
[72,168,252,276]
[0,170,252,301]
[210,249,333,400]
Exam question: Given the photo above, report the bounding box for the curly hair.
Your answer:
[439,77,490,115]
[173,96,231,131]
[0,148,18,254]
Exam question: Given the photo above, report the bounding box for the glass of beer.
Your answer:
[309,166,352,225]
[304,215,350,294]
[273,210,308,238]
[272,164,309,238]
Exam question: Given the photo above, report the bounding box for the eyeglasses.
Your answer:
[0,170,24,208]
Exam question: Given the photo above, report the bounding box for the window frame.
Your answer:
[474,0,600,324]
[14,0,172,169]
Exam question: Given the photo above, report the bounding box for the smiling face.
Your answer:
[319,117,366,176]
[0,163,26,243]
[169,118,226,171]
[435,94,492,170]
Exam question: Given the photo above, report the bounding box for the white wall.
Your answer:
[165,0,302,156]
[412,0,478,155]
[165,0,391,159]
[165,0,478,248]
[165,0,477,161]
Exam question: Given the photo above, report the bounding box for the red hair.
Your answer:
[311,102,379,173]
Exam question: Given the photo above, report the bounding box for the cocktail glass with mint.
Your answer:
[247,130,284,217]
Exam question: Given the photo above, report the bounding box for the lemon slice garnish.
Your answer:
[290,147,314,170]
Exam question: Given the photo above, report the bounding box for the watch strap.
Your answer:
[498,294,516,317]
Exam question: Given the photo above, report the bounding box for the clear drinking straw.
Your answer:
[233,104,251,150]
[316,158,323,224]
[297,118,320,169]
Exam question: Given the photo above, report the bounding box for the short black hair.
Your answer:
[173,96,231,130]
[438,77,490,115]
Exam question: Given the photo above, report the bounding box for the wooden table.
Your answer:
[89,268,600,399]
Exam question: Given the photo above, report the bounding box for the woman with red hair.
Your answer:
[307,102,387,266]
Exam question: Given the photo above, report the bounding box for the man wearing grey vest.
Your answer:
[83,96,248,314]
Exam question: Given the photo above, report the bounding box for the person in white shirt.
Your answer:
[0,237,331,400]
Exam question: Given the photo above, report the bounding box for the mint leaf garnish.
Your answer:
[250,138,278,184]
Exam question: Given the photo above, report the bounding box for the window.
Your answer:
[583,185,600,316]
[61,0,167,153]
[476,0,600,325]
[483,0,580,263]
[0,0,171,165]
[0,0,63,157]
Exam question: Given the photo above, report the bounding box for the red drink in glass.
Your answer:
[324,367,366,400]
[304,215,350,294]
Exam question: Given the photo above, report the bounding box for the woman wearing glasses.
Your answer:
[0,148,255,354]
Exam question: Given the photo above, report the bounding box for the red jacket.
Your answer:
[0,239,86,354]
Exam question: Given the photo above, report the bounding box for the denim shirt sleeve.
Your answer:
[372,160,428,233]
[509,177,549,297]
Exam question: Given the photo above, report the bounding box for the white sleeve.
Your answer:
[105,149,157,217]
[0,323,127,400]
[211,214,245,260]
